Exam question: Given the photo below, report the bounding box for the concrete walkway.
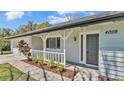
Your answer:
[0,54,98,81]
[0,54,70,80]
[8,61,70,81]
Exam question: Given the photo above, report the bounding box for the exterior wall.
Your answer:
[99,21,124,79]
[79,20,124,79]
[32,36,43,50]
[65,29,80,63]
[77,20,124,79]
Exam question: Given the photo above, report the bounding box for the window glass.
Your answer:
[57,37,60,48]
[46,37,60,49]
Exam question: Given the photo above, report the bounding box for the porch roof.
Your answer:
[6,11,124,39]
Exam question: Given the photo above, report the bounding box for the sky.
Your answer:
[0,11,106,31]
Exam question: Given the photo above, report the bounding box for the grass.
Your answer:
[0,63,35,81]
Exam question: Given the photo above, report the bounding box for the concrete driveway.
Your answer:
[0,54,27,64]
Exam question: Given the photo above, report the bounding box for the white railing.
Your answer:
[31,49,65,65]
[31,50,44,58]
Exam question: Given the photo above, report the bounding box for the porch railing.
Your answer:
[31,50,65,65]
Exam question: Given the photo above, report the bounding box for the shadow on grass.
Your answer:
[5,64,32,81]
[8,65,14,81]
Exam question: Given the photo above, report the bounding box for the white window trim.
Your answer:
[46,37,62,51]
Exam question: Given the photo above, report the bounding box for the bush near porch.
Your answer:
[22,56,77,79]
[32,56,64,72]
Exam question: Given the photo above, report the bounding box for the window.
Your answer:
[81,35,83,61]
[46,37,61,49]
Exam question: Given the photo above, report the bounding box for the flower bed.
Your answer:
[22,59,77,79]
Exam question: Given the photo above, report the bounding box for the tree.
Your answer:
[0,37,8,54]
[13,21,51,35]
[0,28,12,53]
[26,21,37,31]
[36,21,51,29]
[1,28,12,37]
[14,21,37,35]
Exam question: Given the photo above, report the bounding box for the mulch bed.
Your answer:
[22,59,78,79]
[98,76,113,81]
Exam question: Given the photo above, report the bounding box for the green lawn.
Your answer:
[0,63,35,81]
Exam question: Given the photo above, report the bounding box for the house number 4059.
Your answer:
[105,29,118,35]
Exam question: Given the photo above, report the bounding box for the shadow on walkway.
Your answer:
[40,65,48,81]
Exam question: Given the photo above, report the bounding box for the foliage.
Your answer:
[32,56,38,62]
[115,77,124,81]
[17,40,31,60]
[13,21,51,35]
[36,21,51,29]
[47,60,55,68]
[0,28,13,37]
[57,63,64,72]
[2,41,10,51]
[0,21,51,54]
[37,56,44,65]
[0,37,9,54]
[0,28,12,53]
[15,21,37,35]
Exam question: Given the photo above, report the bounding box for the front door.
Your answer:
[86,34,99,66]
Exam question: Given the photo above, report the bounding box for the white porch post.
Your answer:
[40,37,46,61]
[10,39,13,53]
[40,33,49,61]
[63,31,66,66]
[43,38,46,61]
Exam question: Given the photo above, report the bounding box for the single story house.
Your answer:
[6,11,124,79]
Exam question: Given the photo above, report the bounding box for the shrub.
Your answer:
[17,40,31,61]
[32,56,38,62]
[38,56,44,65]
[0,37,10,54]
[115,77,124,81]
[47,60,55,68]
[32,56,35,61]
[57,63,64,73]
